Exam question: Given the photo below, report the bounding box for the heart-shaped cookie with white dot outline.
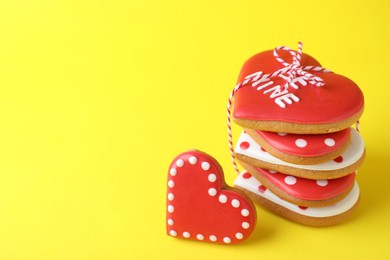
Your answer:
[166,150,256,244]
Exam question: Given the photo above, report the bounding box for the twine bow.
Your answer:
[272,42,331,88]
[244,42,332,90]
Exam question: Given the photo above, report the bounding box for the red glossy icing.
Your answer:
[258,185,267,193]
[255,168,356,201]
[166,151,256,244]
[242,172,252,179]
[255,128,350,157]
[233,50,364,124]
[240,141,250,150]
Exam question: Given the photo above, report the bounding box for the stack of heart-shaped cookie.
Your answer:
[231,44,366,226]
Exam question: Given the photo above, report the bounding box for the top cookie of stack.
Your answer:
[230,43,366,226]
[232,45,364,134]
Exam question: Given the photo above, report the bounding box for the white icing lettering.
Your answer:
[275,93,300,108]
[242,71,263,85]
[238,43,332,109]
[290,76,308,89]
[238,44,331,108]
[252,75,271,88]
[238,66,316,108]
[256,80,273,90]
[263,85,289,98]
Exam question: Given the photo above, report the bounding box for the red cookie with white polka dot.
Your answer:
[234,172,360,227]
[166,150,256,244]
[243,127,351,165]
[239,162,356,208]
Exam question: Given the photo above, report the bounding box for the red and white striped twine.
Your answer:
[272,42,331,88]
[227,83,242,174]
[227,42,332,175]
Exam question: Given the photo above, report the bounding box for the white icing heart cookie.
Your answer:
[234,128,365,180]
[234,172,360,226]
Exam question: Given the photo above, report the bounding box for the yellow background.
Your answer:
[0,0,389,259]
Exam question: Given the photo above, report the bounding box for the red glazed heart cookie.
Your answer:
[234,172,360,226]
[244,128,351,165]
[239,163,356,208]
[231,43,364,134]
[166,150,256,244]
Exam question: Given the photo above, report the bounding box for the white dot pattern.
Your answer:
[183,232,190,238]
[324,138,336,147]
[168,180,175,188]
[295,138,307,148]
[170,168,177,176]
[219,195,227,203]
[235,233,243,239]
[316,180,328,187]
[223,237,231,244]
[196,234,204,240]
[201,162,210,171]
[167,218,174,226]
[242,222,250,229]
[170,230,177,236]
[189,156,197,165]
[284,176,297,185]
[208,188,217,197]
[208,174,217,182]
[241,209,249,217]
[232,199,240,208]
[176,159,184,167]
[167,193,174,201]
[209,235,217,242]
[167,205,174,213]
